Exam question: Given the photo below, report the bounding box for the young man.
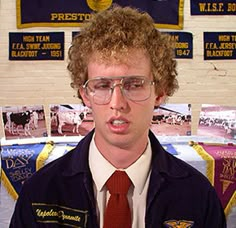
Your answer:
[10,6,226,228]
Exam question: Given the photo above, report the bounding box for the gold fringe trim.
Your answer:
[36,141,54,170]
[225,191,236,217]
[16,0,22,29]
[1,169,18,201]
[191,143,215,185]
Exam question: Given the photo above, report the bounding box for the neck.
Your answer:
[94,135,148,169]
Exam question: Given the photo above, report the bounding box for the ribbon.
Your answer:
[190,141,236,216]
[1,142,54,200]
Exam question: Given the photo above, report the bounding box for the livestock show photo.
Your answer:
[151,104,192,136]
[2,105,47,140]
[50,104,94,137]
[197,105,236,140]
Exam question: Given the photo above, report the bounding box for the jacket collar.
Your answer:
[62,129,94,177]
[62,129,189,179]
[149,130,189,178]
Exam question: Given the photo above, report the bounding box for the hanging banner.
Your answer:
[204,32,236,60]
[191,142,236,216]
[190,0,236,15]
[9,32,64,61]
[1,142,54,200]
[166,32,193,59]
[16,0,184,30]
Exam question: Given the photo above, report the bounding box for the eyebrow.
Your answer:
[90,76,147,80]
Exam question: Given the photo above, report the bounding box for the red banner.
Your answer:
[192,142,236,216]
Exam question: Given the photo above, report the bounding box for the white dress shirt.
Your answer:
[89,136,152,228]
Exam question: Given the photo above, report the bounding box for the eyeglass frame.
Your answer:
[82,76,156,105]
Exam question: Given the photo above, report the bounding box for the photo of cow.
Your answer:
[50,104,94,137]
[197,104,236,140]
[2,105,47,140]
[151,104,192,136]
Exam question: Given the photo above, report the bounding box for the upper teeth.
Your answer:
[112,120,125,125]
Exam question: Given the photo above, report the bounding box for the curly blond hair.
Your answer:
[67,5,178,98]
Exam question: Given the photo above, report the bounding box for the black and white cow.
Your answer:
[56,111,86,135]
[3,111,32,136]
[152,114,165,124]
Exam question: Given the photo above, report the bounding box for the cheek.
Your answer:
[144,109,155,124]
[145,99,158,121]
[90,106,106,120]
[135,102,155,121]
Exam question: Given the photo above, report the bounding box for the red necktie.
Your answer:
[103,170,132,228]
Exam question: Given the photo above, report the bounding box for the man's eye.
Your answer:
[94,81,111,90]
[124,80,143,90]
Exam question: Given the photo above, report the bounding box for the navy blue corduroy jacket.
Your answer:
[10,130,226,227]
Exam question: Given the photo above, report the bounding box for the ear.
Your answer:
[79,87,92,108]
[154,93,166,106]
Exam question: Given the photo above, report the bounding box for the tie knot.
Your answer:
[106,171,131,195]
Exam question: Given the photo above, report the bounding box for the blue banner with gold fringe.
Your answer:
[16,0,184,29]
[1,142,54,200]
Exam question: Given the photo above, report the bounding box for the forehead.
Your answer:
[87,49,152,79]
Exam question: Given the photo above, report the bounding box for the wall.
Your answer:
[0,1,236,137]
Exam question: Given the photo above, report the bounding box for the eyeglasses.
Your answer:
[83,76,155,105]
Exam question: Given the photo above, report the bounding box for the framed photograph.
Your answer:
[197,104,236,140]
[151,104,192,136]
[50,104,94,137]
[2,105,47,140]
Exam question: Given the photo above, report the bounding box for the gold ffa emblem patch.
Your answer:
[86,0,112,11]
[164,220,194,228]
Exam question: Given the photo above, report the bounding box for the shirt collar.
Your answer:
[89,135,152,195]
[89,136,116,192]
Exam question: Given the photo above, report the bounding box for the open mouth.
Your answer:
[111,119,126,126]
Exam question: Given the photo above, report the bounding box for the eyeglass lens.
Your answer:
[85,76,154,104]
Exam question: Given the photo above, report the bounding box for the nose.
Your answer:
[110,84,128,111]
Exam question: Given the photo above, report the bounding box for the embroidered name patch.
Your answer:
[164,219,194,228]
[32,203,88,227]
